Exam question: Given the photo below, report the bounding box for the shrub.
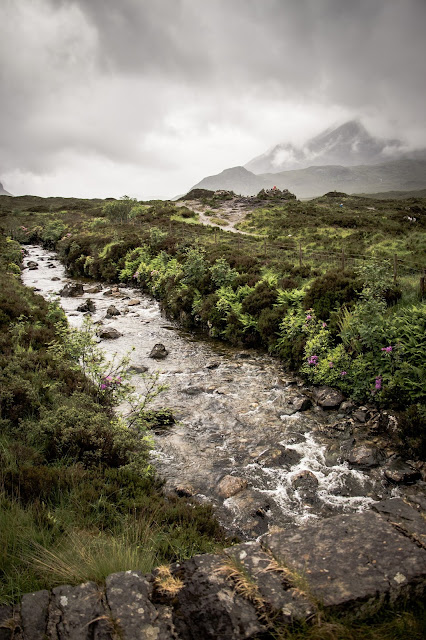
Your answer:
[241,281,278,317]
[303,269,362,319]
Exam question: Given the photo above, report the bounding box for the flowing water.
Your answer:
[22,246,401,538]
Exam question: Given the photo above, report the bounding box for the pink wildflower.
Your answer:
[375,376,382,391]
[340,371,347,377]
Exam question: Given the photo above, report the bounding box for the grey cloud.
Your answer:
[0,0,425,191]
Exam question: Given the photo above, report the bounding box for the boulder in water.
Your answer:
[98,327,122,340]
[27,261,38,270]
[86,284,103,294]
[255,446,302,469]
[345,444,383,469]
[60,283,84,297]
[127,298,140,306]
[217,475,248,498]
[149,343,169,359]
[106,305,121,317]
[77,299,96,313]
[384,459,421,484]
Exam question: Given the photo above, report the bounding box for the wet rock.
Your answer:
[353,409,368,423]
[21,590,49,640]
[235,352,251,360]
[47,263,55,268]
[290,395,312,412]
[127,298,140,306]
[85,284,102,293]
[255,446,302,468]
[383,459,421,484]
[76,299,96,313]
[175,484,196,497]
[217,475,248,498]
[98,327,122,340]
[51,276,61,281]
[149,343,169,359]
[106,571,174,640]
[106,304,120,317]
[127,364,148,374]
[345,444,383,469]
[27,260,38,269]
[173,553,263,640]
[103,288,113,296]
[372,498,426,548]
[291,470,319,492]
[60,283,84,297]
[182,386,205,396]
[314,386,345,409]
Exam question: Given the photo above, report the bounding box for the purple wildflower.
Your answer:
[322,322,327,328]
[100,384,107,390]
[381,346,393,353]
[308,355,319,366]
[306,314,312,321]
[329,362,333,368]
[375,376,382,391]
[340,371,347,377]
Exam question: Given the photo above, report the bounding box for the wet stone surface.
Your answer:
[22,246,425,538]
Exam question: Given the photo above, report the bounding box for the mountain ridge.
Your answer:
[191,158,426,199]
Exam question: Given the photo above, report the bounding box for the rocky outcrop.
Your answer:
[98,327,122,340]
[76,299,96,313]
[4,499,425,639]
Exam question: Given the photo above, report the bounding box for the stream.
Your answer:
[22,245,408,538]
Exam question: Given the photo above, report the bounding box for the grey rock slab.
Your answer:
[226,542,314,619]
[21,590,49,640]
[262,510,426,616]
[173,553,263,639]
[373,497,426,548]
[0,605,19,640]
[49,582,112,640]
[344,444,383,469]
[217,475,248,498]
[105,571,174,640]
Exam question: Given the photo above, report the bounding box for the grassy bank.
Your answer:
[0,231,230,604]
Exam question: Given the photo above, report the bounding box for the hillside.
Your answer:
[192,158,426,198]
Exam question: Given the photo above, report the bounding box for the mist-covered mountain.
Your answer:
[192,158,426,199]
[0,182,12,196]
[244,120,409,174]
[190,120,426,198]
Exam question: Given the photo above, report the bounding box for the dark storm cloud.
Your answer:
[0,0,425,195]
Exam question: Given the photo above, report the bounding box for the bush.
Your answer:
[303,269,362,319]
[241,281,278,317]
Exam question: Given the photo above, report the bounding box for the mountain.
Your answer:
[244,120,409,174]
[192,158,426,199]
[0,182,12,196]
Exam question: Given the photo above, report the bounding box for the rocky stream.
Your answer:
[22,246,426,539]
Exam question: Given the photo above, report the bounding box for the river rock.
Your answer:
[340,400,356,413]
[287,394,312,412]
[383,459,421,484]
[345,444,383,468]
[175,483,196,497]
[48,581,110,640]
[51,276,61,281]
[98,327,122,340]
[76,299,96,313]
[291,470,319,492]
[182,386,205,396]
[314,386,345,409]
[60,283,84,297]
[106,304,120,317]
[27,260,38,269]
[85,284,102,294]
[217,475,248,498]
[103,288,113,296]
[353,408,369,423]
[255,446,302,468]
[127,298,140,306]
[149,343,169,359]
[127,364,149,374]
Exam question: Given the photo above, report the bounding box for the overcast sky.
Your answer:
[1,0,425,199]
